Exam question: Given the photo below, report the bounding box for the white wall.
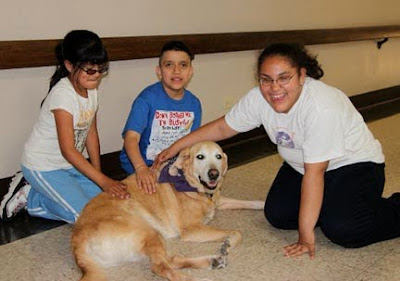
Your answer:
[0,0,399,178]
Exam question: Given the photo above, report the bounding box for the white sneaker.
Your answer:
[0,172,31,221]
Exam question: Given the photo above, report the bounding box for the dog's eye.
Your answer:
[216,154,222,160]
[196,154,204,160]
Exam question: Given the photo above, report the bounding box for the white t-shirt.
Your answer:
[225,77,384,175]
[22,78,98,171]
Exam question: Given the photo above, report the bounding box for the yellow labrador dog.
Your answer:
[71,141,264,281]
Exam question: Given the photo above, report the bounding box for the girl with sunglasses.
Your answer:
[1,30,129,223]
[155,43,400,259]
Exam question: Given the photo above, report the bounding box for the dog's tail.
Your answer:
[72,232,107,281]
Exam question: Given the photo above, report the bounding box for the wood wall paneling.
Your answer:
[1,25,400,69]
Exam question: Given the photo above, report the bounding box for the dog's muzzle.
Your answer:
[199,168,220,191]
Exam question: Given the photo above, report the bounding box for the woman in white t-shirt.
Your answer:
[155,43,400,259]
[1,30,129,223]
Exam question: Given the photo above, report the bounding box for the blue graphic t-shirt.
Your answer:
[120,82,202,174]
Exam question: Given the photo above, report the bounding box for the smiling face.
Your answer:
[168,141,228,195]
[258,55,306,113]
[156,50,193,99]
[190,141,227,191]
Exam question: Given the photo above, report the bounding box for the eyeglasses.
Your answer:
[80,66,109,75]
[259,74,295,87]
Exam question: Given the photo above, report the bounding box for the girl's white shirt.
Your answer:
[22,77,98,171]
[225,77,384,175]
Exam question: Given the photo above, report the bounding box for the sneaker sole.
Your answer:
[0,172,24,221]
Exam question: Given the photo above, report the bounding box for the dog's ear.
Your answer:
[221,152,228,176]
[168,147,190,176]
[214,152,228,192]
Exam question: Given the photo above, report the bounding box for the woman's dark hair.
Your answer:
[257,43,324,80]
[41,30,108,106]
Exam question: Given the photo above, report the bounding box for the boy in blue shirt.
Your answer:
[120,41,202,194]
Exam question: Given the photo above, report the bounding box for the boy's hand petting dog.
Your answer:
[136,166,157,195]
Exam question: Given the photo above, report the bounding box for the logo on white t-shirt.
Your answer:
[146,110,194,160]
[276,131,294,148]
[74,96,96,153]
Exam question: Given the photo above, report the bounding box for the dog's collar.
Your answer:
[158,162,198,193]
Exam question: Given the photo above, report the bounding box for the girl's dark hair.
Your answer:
[42,30,108,106]
[257,43,324,80]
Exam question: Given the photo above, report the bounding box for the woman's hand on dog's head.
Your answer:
[153,147,179,170]
[153,151,168,170]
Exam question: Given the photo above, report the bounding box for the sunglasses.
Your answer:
[80,66,109,75]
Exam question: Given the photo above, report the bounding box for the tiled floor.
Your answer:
[0,113,399,281]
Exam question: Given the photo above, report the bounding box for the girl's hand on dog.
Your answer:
[136,166,157,195]
[153,146,179,169]
[101,178,130,199]
[153,150,169,169]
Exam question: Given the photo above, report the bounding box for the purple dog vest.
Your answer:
[158,162,198,192]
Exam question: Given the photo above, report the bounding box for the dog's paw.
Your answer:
[219,240,231,256]
[211,255,227,269]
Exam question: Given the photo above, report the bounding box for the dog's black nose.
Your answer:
[208,169,219,180]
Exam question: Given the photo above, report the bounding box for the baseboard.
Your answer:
[1,85,399,197]
[350,85,400,122]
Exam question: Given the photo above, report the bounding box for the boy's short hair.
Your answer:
[159,40,194,65]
